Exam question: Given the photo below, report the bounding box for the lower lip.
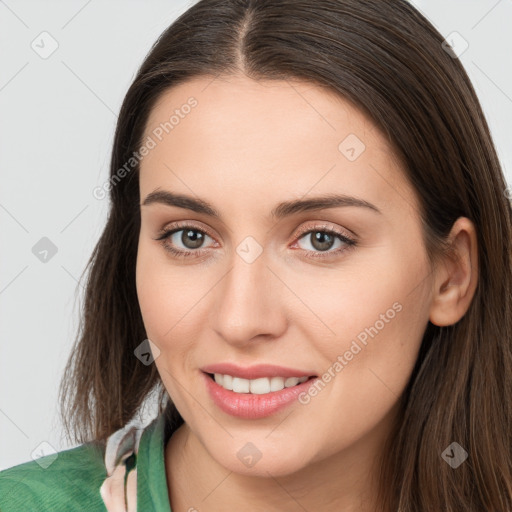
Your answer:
[202,371,318,419]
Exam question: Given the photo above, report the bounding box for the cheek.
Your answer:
[291,244,428,398]
[294,245,429,442]
[135,240,214,355]
[136,240,186,334]
[135,246,199,405]
[298,235,429,357]
[135,245,169,337]
[311,298,424,461]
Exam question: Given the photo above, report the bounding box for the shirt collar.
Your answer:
[136,412,173,511]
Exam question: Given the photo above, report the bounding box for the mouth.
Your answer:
[202,369,319,419]
[204,372,317,395]
[204,372,317,394]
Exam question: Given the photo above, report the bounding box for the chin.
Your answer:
[208,439,314,478]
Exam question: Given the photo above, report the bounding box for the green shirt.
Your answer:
[0,413,172,511]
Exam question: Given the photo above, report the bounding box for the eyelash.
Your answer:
[154,221,357,260]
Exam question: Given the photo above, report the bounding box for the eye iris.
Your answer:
[182,229,204,249]
[311,231,335,251]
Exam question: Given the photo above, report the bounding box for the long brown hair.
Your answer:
[58,0,512,509]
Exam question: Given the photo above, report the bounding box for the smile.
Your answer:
[201,367,319,419]
[210,373,310,394]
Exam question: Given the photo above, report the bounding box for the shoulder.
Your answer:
[0,441,108,512]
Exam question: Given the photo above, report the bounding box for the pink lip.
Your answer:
[201,362,316,380]
[202,371,318,419]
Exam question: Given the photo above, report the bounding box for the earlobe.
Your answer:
[428,217,479,327]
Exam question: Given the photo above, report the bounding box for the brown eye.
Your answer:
[178,228,206,249]
[293,226,357,260]
[155,225,215,259]
[305,231,337,252]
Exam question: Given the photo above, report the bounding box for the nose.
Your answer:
[211,247,288,348]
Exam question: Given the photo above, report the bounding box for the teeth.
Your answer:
[232,377,250,393]
[223,374,233,390]
[213,374,309,394]
[250,377,270,394]
[284,377,299,387]
[270,376,285,392]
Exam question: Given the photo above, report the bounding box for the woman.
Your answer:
[1,0,511,510]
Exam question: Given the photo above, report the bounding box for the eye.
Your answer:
[292,224,357,259]
[154,223,215,259]
[154,222,357,260]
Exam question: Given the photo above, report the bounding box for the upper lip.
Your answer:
[201,363,316,380]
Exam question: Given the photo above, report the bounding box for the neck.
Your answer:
[164,409,397,512]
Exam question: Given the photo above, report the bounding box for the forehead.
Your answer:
[139,74,418,219]
[144,74,378,148]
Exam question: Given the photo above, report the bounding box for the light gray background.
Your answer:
[1,0,511,470]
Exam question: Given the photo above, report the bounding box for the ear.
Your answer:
[429,217,479,327]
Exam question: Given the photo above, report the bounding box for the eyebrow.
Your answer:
[141,190,382,219]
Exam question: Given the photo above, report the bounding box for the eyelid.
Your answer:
[292,221,355,240]
[155,220,357,259]
[158,220,218,242]
[158,220,355,244]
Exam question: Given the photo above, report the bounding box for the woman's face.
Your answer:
[136,74,434,477]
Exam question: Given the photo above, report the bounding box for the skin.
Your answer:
[135,74,478,512]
